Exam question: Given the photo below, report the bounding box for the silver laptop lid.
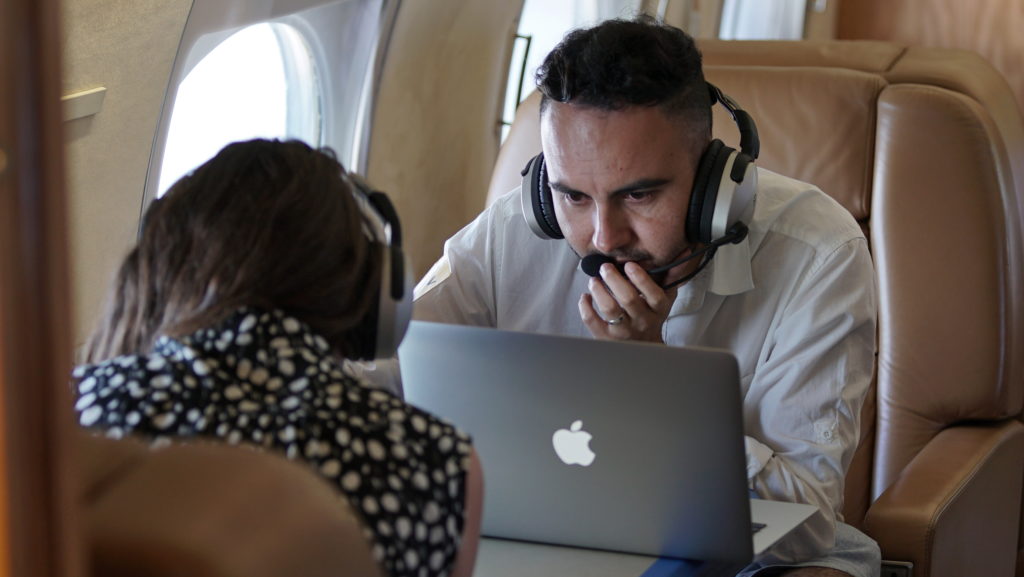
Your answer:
[399,321,753,563]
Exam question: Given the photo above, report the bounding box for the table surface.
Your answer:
[472,499,818,577]
[476,538,746,577]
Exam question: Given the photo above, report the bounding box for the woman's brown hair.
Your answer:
[85,139,381,362]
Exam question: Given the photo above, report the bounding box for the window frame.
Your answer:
[142,0,399,212]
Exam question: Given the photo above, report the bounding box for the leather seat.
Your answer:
[79,432,383,577]
[487,40,1024,577]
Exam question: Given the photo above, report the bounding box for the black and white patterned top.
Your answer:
[73,308,473,577]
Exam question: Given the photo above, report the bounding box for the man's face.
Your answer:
[541,102,701,282]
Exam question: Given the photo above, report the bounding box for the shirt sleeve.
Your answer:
[744,236,877,563]
[414,197,508,327]
[360,197,509,393]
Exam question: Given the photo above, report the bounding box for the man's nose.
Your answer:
[592,207,630,254]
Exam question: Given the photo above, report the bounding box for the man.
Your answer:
[411,17,879,577]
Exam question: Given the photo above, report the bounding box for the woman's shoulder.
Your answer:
[72,346,199,433]
[320,382,473,575]
[328,380,472,459]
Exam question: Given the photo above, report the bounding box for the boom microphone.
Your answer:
[580,253,618,277]
[580,223,749,285]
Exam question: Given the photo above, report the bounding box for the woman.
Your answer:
[73,139,482,577]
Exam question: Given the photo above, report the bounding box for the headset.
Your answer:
[520,82,760,259]
[345,172,413,360]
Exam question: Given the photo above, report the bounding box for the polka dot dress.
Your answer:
[73,308,473,577]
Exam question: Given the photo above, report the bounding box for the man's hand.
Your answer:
[579,262,676,343]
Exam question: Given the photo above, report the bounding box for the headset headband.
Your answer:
[344,172,406,302]
[341,171,411,360]
[707,82,760,160]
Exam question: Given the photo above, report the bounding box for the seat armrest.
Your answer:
[864,421,1024,577]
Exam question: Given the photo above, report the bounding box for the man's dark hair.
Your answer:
[535,16,711,146]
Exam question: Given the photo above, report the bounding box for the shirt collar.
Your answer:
[669,201,765,315]
[707,235,754,295]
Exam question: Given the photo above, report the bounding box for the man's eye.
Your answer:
[626,190,652,201]
[563,191,586,203]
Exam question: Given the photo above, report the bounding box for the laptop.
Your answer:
[398,321,816,565]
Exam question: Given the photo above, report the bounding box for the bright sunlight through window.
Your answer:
[157,23,322,196]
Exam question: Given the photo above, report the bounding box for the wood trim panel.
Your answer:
[0,0,83,575]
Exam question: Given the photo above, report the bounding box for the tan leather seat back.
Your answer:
[705,66,884,223]
[700,40,1024,518]
[79,433,383,577]
[707,41,1024,575]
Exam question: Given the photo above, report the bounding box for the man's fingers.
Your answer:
[588,276,624,322]
[579,293,613,337]
[581,262,673,343]
[623,262,675,313]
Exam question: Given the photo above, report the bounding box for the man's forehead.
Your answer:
[540,101,617,125]
[543,104,695,154]
[541,102,692,136]
[541,102,707,171]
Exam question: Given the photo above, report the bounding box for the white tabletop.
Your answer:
[472,500,817,577]
[475,538,742,577]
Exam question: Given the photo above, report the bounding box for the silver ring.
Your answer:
[606,314,625,326]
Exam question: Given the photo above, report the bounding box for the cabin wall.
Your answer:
[62,0,522,340]
[61,0,192,347]
[368,0,524,279]
[838,0,1024,117]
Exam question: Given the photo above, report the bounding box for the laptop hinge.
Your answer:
[880,560,913,577]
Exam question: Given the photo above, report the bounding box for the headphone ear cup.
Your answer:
[520,153,563,239]
[689,139,727,244]
[348,184,412,361]
[724,152,757,231]
[371,244,412,360]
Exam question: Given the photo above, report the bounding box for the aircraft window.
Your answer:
[719,0,806,40]
[502,0,642,142]
[156,23,321,196]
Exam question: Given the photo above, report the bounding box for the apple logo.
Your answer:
[552,420,596,466]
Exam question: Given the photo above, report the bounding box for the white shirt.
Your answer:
[410,168,877,562]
